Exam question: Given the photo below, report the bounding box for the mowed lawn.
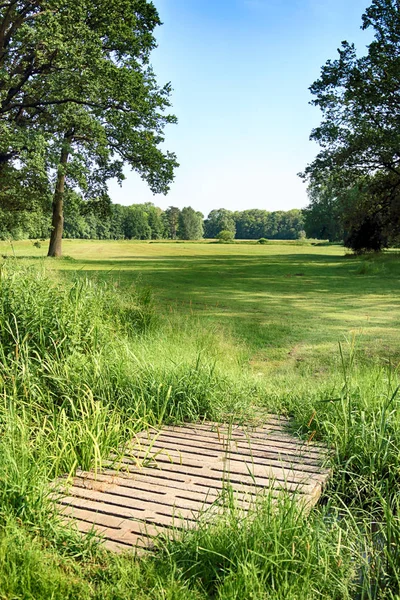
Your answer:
[3,238,400,374]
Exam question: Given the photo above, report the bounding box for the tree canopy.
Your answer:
[0,0,178,256]
[302,0,400,251]
[204,209,236,238]
[233,209,305,240]
[303,184,343,242]
[178,207,204,240]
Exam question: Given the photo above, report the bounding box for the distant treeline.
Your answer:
[205,208,305,240]
[0,195,306,241]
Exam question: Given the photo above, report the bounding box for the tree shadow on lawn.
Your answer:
[64,253,400,366]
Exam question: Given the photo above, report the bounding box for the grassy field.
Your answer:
[0,239,399,599]
[3,238,399,370]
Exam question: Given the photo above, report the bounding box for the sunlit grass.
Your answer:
[0,241,399,598]
[1,239,398,374]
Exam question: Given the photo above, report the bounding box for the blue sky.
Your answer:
[108,0,372,216]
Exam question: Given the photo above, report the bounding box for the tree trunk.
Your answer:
[47,139,70,257]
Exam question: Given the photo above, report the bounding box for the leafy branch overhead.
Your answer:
[305,1,400,180]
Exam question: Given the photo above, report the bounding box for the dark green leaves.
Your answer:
[302,0,400,251]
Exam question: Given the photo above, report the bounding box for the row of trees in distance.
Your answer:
[0,196,306,241]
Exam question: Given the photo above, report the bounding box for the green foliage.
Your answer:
[0,206,50,240]
[145,204,165,240]
[204,209,236,238]
[0,202,309,243]
[344,213,389,253]
[178,207,204,240]
[56,199,166,241]
[303,183,344,242]
[0,0,178,256]
[0,162,52,240]
[216,229,234,242]
[0,0,178,183]
[257,237,269,244]
[163,206,181,240]
[302,0,400,251]
[304,179,397,252]
[235,208,305,240]
[305,1,400,183]
[204,208,306,241]
[123,206,152,240]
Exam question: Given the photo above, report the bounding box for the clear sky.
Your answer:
[108,0,372,217]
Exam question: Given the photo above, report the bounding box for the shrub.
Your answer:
[257,237,269,245]
[344,215,389,253]
[217,230,234,242]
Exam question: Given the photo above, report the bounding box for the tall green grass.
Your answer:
[160,491,356,600]
[277,340,400,599]
[0,261,399,599]
[0,263,257,528]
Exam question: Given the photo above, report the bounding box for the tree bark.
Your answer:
[47,137,70,257]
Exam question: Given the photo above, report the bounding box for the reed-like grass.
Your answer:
[158,490,357,599]
[278,340,400,598]
[0,262,257,529]
[0,260,399,599]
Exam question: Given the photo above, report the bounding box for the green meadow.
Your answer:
[4,238,399,369]
[0,239,400,599]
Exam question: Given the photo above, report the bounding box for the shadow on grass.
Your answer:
[1,255,77,261]
[54,251,400,365]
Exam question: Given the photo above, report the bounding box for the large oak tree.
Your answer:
[0,0,177,256]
